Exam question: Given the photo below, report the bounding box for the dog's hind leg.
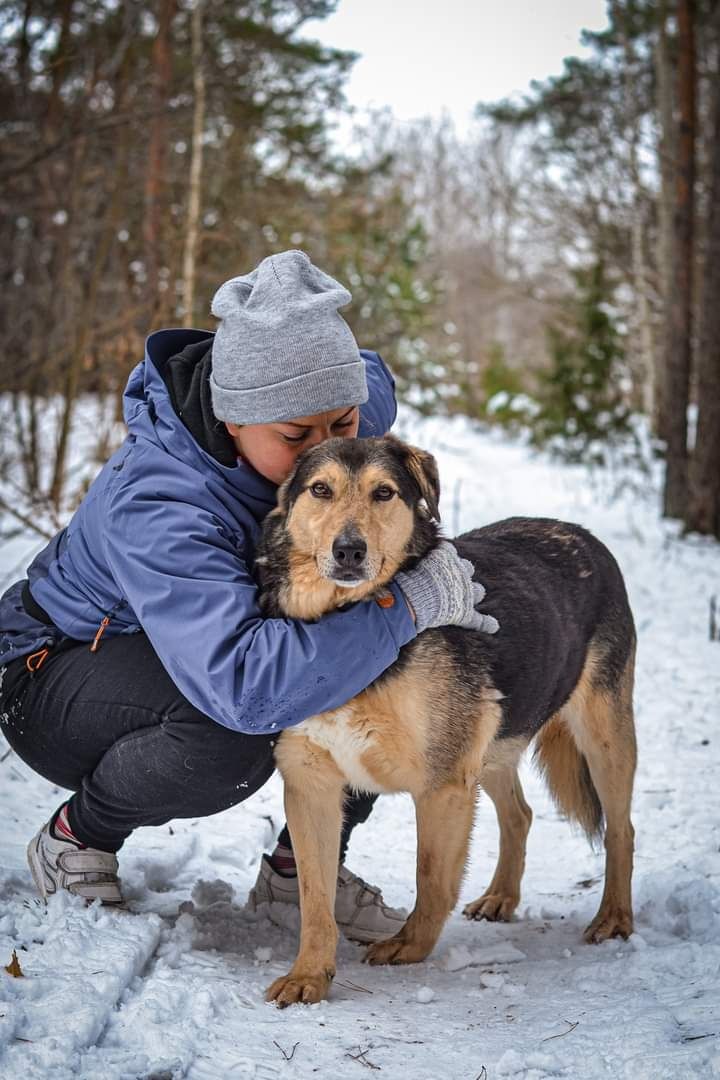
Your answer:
[463,761,532,923]
[561,645,637,944]
[265,737,347,1007]
[365,779,477,966]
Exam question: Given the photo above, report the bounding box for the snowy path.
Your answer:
[2,417,719,1079]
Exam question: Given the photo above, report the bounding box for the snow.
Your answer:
[2,409,720,1079]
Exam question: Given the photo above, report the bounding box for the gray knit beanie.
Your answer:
[209,250,368,425]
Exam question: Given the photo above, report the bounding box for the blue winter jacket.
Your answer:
[0,329,416,733]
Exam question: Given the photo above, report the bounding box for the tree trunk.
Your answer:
[654,0,675,439]
[143,0,177,330]
[613,0,657,418]
[685,9,720,537]
[662,0,696,520]
[182,0,206,328]
[49,40,134,511]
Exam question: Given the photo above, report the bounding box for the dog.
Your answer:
[254,435,637,1008]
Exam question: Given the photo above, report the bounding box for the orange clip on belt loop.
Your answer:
[26,647,50,673]
[90,615,111,653]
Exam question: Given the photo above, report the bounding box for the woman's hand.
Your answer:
[395,541,500,634]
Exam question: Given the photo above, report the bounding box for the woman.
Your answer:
[0,250,494,943]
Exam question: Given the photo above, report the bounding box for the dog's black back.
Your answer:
[432,517,635,741]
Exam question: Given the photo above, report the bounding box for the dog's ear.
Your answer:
[275,444,319,515]
[404,444,441,522]
[275,476,292,516]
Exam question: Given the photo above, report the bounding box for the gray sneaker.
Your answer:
[27,818,123,905]
[247,855,407,943]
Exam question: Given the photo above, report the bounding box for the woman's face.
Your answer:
[225,405,360,486]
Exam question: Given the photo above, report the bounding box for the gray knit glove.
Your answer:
[395,541,500,634]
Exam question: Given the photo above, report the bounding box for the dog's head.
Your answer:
[255,435,441,619]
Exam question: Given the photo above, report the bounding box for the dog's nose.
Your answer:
[332,534,367,566]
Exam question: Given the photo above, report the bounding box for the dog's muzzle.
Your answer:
[329,530,368,586]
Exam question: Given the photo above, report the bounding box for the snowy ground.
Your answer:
[1,412,719,1080]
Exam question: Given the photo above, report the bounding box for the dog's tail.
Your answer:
[533,717,604,844]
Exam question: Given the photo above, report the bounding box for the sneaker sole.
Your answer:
[337,923,402,944]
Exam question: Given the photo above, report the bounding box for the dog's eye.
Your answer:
[309,482,332,499]
[373,485,395,501]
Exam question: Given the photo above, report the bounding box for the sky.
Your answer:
[306,0,610,134]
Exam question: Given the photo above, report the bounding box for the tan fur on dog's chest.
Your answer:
[283,671,433,796]
[290,708,392,794]
[278,645,503,799]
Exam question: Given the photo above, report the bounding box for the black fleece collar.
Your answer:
[163,339,238,468]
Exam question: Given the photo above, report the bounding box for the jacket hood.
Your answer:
[123,328,279,515]
[163,336,238,467]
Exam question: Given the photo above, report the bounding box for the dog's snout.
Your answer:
[332,533,367,566]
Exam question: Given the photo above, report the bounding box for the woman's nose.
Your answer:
[305,428,332,448]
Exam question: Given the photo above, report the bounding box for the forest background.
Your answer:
[1,0,719,541]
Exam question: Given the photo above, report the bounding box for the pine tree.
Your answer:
[531,262,632,463]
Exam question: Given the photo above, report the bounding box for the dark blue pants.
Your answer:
[0,632,376,854]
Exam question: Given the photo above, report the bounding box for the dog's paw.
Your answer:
[463,892,519,922]
[583,907,633,944]
[265,968,334,1007]
[364,936,430,966]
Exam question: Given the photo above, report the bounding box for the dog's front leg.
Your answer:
[266,742,346,1007]
[366,780,477,966]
